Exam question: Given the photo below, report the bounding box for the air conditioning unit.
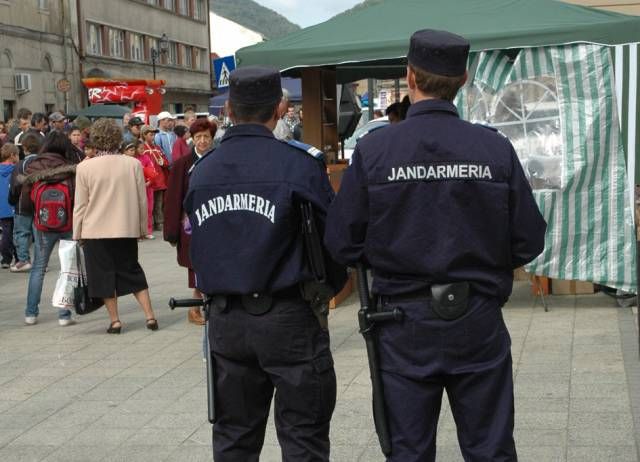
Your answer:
[15,74,32,93]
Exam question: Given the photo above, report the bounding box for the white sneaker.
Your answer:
[58,318,76,327]
[24,316,37,325]
[11,261,32,272]
[145,234,155,240]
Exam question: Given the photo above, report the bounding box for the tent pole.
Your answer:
[368,78,375,120]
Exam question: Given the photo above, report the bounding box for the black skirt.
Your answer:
[83,238,148,299]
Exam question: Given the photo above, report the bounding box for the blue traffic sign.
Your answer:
[213,56,236,89]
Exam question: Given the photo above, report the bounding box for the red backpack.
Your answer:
[30,180,73,233]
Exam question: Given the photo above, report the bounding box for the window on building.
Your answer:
[3,100,15,123]
[193,47,207,71]
[183,45,192,68]
[38,0,48,10]
[147,0,159,5]
[109,28,125,58]
[178,0,188,15]
[167,42,177,65]
[164,0,175,11]
[195,0,205,20]
[147,37,158,62]
[130,33,144,62]
[87,23,103,56]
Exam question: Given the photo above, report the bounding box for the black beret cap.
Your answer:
[128,116,144,126]
[229,66,283,105]
[408,29,470,77]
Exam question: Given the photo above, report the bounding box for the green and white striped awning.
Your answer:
[456,44,637,293]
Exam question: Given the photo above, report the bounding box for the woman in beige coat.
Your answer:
[73,118,158,334]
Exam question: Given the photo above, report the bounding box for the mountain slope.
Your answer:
[331,0,385,19]
[210,0,301,40]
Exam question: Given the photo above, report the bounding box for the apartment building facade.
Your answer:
[0,0,80,120]
[76,0,212,113]
[0,0,212,121]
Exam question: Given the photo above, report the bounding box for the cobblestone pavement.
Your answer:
[1,235,639,461]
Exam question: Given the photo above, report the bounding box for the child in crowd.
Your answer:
[133,140,156,239]
[8,132,42,272]
[83,142,96,159]
[141,125,168,233]
[0,144,18,268]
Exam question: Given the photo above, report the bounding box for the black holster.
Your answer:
[430,282,470,321]
[300,280,331,330]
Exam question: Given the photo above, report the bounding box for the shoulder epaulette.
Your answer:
[475,123,509,138]
[283,139,325,162]
[475,123,498,132]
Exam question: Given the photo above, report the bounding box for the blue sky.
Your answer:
[255,0,363,27]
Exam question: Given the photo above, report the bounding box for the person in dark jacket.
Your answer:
[185,67,346,461]
[164,119,216,325]
[22,131,79,326]
[8,133,43,272]
[324,29,547,462]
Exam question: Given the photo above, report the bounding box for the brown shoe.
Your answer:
[188,308,205,325]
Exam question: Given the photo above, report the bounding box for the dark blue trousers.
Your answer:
[377,295,517,462]
[209,297,336,462]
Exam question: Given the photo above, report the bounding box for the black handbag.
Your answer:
[74,243,104,315]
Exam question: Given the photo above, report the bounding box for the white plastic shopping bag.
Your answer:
[52,240,81,309]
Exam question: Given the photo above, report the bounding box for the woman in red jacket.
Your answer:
[163,118,216,325]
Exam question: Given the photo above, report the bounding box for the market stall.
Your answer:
[236,0,640,294]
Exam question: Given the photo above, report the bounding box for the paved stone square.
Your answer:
[1,235,639,461]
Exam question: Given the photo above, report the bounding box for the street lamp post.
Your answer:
[151,33,169,80]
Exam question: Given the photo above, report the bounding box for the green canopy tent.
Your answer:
[236,0,640,82]
[237,0,640,295]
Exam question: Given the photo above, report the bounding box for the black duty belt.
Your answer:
[380,282,470,321]
[380,287,431,304]
[216,285,302,316]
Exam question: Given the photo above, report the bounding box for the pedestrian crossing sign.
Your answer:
[213,56,236,89]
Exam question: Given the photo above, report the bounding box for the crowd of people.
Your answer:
[0,98,303,331]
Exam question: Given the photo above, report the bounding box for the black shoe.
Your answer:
[146,318,158,331]
[107,320,122,334]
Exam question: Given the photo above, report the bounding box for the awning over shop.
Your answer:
[68,104,130,120]
[236,0,640,83]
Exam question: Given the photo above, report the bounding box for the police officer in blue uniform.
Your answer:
[324,30,547,462]
[185,66,346,462]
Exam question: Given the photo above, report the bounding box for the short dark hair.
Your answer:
[17,108,32,120]
[229,100,278,124]
[409,64,466,101]
[41,130,72,157]
[31,112,46,127]
[21,133,42,154]
[174,124,188,138]
[189,118,217,137]
[385,102,400,117]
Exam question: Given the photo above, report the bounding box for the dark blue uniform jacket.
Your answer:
[324,99,547,303]
[185,124,337,296]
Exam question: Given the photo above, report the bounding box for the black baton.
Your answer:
[169,297,217,424]
[356,264,402,457]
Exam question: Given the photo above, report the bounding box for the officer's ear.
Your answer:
[406,65,416,91]
[226,101,237,124]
